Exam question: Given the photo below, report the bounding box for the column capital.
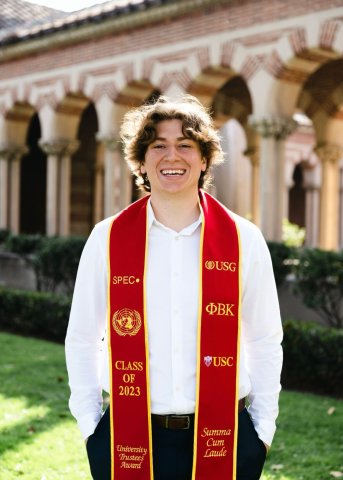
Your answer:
[314,143,343,164]
[39,138,80,156]
[248,115,297,140]
[0,143,28,160]
[96,133,121,152]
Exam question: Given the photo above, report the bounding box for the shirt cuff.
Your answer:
[77,411,102,440]
[248,413,276,447]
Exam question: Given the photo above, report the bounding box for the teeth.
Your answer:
[161,169,185,175]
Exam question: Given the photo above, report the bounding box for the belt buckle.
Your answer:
[170,414,191,430]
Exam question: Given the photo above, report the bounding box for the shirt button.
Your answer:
[175,236,180,241]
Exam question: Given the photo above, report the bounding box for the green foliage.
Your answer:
[5,233,44,254]
[4,234,86,294]
[267,241,295,287]
[36,236,86,293]
[282,320,343,396]
[294,248,343,328]
[0,288,71,343]
[282,218,305,247]
[0,229,10,244]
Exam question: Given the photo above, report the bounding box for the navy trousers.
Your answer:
[86,408,266,479]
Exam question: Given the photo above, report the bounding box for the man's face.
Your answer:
[142,119,206,197]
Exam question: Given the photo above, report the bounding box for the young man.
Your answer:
[65,95,283,480]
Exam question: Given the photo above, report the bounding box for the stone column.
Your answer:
[39,141,63,236]
[0,149,9,230]
[97,135,123,217]
[314,143,343,250]
[93,146,104,225]
[244,146,260,226]
[39,139,79,236]
[0,144,28,233]
[302,162,321,248]
[120,154,133,210]
[248,116,297,241]
[62,141,80,236]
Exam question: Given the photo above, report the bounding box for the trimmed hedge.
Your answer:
[0,287,342,396]
[282,320,343,397]
[0,287,70,343]
[5,233,44,254]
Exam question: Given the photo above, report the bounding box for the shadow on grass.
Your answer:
[1,332,343,480]
[0,332,71,456]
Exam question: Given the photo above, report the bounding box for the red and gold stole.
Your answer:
[108,190,241,480]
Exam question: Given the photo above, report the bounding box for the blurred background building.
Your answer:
[0,0,342,249]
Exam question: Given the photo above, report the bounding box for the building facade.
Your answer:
[0,0,342,249]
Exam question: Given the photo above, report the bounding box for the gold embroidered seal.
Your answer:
[112,308,142,336]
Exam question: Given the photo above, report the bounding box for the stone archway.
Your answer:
[206,73,253,218]
[288,163,306,228]
[70,102,98,235]
[297,58,343,249]
[20,113,46,234]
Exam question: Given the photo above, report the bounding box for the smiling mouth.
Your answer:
[161,169,186,176]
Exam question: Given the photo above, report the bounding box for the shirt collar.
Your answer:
[147,198,202,236]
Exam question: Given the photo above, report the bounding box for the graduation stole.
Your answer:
[108,190,241,480]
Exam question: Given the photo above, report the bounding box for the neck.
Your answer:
[150,190,201,232]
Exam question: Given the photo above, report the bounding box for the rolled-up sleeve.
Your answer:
[65,224,108,439]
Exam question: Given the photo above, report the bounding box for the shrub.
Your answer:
[282,320,343,396]
[5,233,44,254]
[36,236,86,293]
[294,248,343,329]
[0,287,71,342]
[282,218,305,247]
[267,241,295,287]
[0,229,10,245]
[4,234,86,294]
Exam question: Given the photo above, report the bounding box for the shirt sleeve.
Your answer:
[65,224,108,440]
[241,225,283,447]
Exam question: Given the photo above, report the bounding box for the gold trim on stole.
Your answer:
[143,205,154,479]
[232,222,243,478]
[107,215,117,479]
[192,202,205,480]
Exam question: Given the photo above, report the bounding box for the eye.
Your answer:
[179,143,192,148]
[152,143,165,149]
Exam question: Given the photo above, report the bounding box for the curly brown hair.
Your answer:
[120,95,224,191]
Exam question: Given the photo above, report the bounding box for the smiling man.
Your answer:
[65,95,283,480]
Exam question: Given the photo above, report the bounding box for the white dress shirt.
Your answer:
[65,200,283,447]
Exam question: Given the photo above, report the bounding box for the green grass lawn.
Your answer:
[0,332,342,479]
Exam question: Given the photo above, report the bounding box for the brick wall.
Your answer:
[0,0,341,81]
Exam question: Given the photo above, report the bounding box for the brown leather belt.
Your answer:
[151,398,245,430]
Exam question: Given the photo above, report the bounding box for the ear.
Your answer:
[141,164,146,174]
[201,159,207,172]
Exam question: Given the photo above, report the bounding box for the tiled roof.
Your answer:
[0,0,176,45]
[0,0,65,30]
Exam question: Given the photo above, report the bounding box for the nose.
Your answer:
[164,145,179,160]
